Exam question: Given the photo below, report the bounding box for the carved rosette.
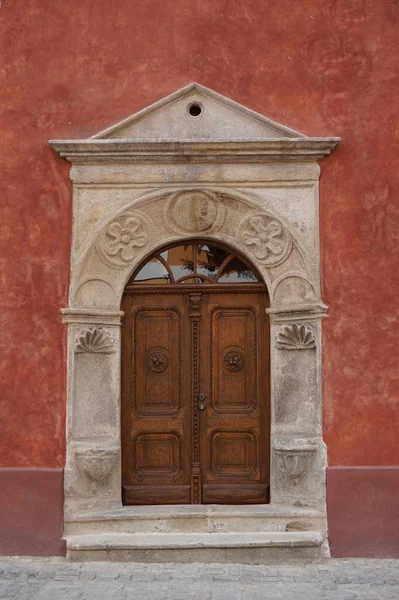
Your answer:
[75,326,115,354]
[224,350,244,372]
[273,438,317,483]
[164,189,226,235]
[239,213,292,266]
[148,351,168,372]
[75,448,118,484]
[99,212,148,267]
[276,323,316,350]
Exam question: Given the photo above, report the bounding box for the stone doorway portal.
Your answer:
[121,242,270,505]
[50,83,339,560]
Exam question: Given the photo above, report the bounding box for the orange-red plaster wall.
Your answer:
[1,0,398,468]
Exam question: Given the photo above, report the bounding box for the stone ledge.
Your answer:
[50,138,340,164]
[64,504,326,536]
[66,531,324,563]
[61,308,124,325]
[66,504,324,522]
[67,531,323,549]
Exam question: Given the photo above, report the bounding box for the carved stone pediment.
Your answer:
[49,83,339,163]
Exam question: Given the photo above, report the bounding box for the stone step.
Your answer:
[65,504,324,536]
[66,531,325,563]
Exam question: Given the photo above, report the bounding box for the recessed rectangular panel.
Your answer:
[211,308,257,414]
[209,430,258,478]
[134,309,181,416]
[123,485,191,505]
[203,484,269,504]
[133,432,183,481]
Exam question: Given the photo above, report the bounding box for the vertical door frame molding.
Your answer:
[50,84,339,539]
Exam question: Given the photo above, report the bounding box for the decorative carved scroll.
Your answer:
[276,323,316,350]
[188,293,202,319]
[100,212,148,266]
[75,326,115,354]
[239,213,292,266]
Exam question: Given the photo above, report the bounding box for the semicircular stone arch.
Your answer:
[72,187,318,311]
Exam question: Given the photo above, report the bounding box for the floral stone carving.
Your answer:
[276,323,316,350]
[75,326,115,354]
[75,448,118,484]
[239,213,291,265]
[101,213,148,266]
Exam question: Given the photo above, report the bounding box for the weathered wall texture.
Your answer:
[0,0,398,555]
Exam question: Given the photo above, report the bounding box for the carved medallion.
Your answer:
[224,350,244,371]
[100,212,148,267]
[148,351,169,372]
[276,323,316,350]
[75,326,115,354]
[239,213,291,266]
[165,190,226,235]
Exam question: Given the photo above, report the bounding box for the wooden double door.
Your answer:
[121,287,270,504]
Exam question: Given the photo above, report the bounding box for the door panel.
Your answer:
[121,293,191,504]
[134,308,181,416]
[200,292,269,504]
[122,287,269,505]
[210,307,257,413]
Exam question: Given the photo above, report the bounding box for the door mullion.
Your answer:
[188,292,202,504]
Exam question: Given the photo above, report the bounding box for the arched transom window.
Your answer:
[130,242,260,285]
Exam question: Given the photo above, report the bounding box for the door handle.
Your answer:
[198,392,207,411]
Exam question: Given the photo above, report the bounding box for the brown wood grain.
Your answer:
[121,285,270,505]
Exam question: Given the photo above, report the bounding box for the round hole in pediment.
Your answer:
[188,102,203,117]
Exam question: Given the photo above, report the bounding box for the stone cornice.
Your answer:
[62,308,124,325]
[266,303,328,323]
[49,138,340,164]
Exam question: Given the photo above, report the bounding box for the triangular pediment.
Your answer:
[91,83,305,141]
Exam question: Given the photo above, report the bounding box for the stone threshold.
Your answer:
[66,504,324,522]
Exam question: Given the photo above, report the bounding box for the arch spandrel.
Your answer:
[71,188,318,311]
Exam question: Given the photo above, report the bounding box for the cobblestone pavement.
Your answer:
[0,557,397,599]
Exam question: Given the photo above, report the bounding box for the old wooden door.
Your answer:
[121,242,270,505]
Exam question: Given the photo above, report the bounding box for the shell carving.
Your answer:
[276,323,316,350]
[75,327,115,354]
